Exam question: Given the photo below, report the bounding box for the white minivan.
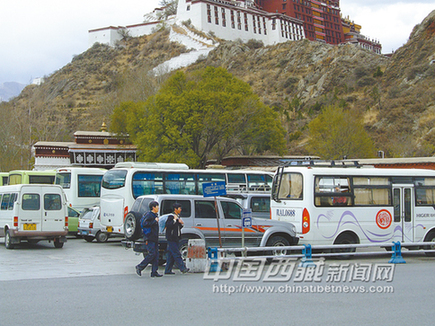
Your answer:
[0,184,69,249]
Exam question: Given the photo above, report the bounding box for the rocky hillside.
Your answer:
[7,29,188,137]
[3,10,435,167]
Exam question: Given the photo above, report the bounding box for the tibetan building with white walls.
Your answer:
[176,0,304,45]
[88,0,381,54]
[33,125,137,171]
[88,0,304,48]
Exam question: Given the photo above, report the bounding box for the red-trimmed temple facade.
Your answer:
[254,0,381,53]
[32,125,137,171]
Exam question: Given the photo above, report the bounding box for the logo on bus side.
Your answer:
[376,210,392,229]
[276,209,296,217]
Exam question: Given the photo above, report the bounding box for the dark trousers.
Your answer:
[165,240,187,273]
[137,241,159,275]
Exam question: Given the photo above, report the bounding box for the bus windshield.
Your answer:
[102,170,127,189]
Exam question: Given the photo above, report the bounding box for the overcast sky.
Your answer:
[0,0,433,85]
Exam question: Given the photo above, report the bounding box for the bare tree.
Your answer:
[158,0,178,18]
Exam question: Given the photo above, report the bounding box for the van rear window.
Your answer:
[22,194,40,210]
[44,194,62,210]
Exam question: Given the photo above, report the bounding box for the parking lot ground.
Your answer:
[1,236,434,281]
[2,237,435,325]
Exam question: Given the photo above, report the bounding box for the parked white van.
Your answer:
[0,184,68,249]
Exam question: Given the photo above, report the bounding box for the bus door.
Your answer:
[393,185,414,242]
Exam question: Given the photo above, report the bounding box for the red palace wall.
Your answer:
[255,0,345,44]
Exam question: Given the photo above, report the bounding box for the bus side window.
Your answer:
[416,187,435,205]
[316,197,333,207]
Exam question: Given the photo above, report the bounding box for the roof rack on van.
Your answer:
[226,184,271,194]
[280,160,362,168]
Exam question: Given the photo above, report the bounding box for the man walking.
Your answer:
[164,203,189,274]
[136,201,162,278]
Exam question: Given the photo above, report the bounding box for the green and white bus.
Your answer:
[8,170,56,185]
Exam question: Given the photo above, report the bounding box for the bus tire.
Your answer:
[5,230,15,249]
[96,231,109,243]
[423,231,435,257]
[332,233,357,258]
[124,213,141,241]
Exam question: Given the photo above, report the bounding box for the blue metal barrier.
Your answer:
[207,247,220,272]
[388,241,406,264]
[299,244,316,267]
[206,241,435,269]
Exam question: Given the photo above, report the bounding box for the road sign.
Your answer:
[242,209,252,228]
[202,181,227,197]
[242,217,252,228]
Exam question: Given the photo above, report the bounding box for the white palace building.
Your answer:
[88,0,305,48]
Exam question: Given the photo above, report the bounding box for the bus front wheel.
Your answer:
[423,232,435,257]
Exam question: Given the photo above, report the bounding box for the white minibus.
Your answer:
[100,162,273,234]
[270,161,435,250]
[55,167,106,211]
[0,184,69,249]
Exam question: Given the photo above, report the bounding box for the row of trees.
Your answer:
[111,67,375,166]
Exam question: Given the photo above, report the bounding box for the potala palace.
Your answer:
[89,0,381,54]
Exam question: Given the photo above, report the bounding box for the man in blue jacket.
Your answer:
[164,203,189,274]
[136,201,162,278]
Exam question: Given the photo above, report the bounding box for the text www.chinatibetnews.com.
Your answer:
[212,283,394,295]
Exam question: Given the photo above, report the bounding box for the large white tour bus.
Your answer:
[270,161,435,249]
[55,167,106,211]
[100,162,273,234]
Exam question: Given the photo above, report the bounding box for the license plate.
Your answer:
[23,223,36,231]
[107,226,113,233]
[81,230,88,235]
